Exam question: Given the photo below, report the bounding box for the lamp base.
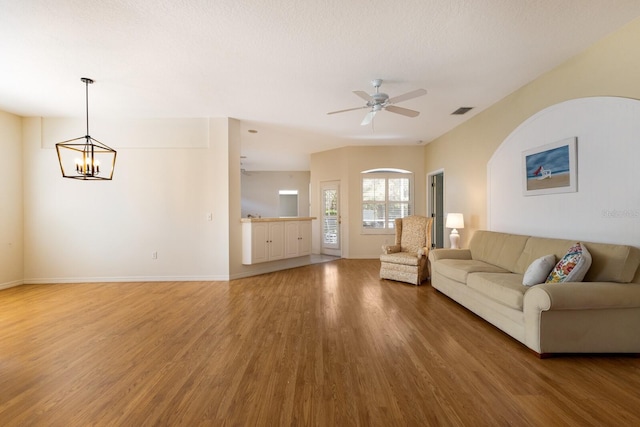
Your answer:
[449,229,460,249]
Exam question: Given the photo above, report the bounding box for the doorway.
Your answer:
[428,171,444,248]
[320,181,341,257]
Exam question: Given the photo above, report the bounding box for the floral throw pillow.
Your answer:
[546,242,592,283]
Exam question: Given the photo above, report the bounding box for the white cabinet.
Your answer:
[242,221,285,265]
[284,220,312,258]
[242,218,314,265]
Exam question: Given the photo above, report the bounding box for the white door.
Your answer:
[321,181,341,256]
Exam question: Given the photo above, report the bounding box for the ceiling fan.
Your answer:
[327,79,427,126]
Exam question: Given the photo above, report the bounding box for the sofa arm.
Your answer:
[524,282,640,311]
[428,248,472,262]
[524,282,640,354]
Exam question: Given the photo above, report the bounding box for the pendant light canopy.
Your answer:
[55,78,117,180]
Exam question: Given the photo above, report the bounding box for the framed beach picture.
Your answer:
[522,137,577,196]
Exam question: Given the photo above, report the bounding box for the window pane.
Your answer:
[323,217,338,244]
[388,178,410,201]
[361,171,413,233]
[323,189,337,216]
[363,178,386,201]
[362,203,386,229]
[388,202,411,228]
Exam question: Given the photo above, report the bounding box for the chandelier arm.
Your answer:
[56,135,88,145]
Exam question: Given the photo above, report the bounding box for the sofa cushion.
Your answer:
[546,242,592,283]
[467,272,527,310]
[468,231,529,272]
[523,254,556,286]
[583,243,640,283]
[432,259,509,284]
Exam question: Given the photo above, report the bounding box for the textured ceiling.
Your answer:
[2,0,640,170]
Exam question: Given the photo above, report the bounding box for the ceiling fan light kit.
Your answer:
[327,79,427,126]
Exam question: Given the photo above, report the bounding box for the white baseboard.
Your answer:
[23,275,230,284]
[0,279,23,290]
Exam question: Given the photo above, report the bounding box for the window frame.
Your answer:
[361,169,414,235]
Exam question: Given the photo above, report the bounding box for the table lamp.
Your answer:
[446,213,464,249]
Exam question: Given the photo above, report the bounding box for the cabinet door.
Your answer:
[298,221,312,256]
[251,222,269,264]
[268,222,285,261]
[284,221,301,258]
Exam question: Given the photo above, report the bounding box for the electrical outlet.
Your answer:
[207,213,213,221]
[152,251,158,260]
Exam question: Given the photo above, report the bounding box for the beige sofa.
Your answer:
[429,230,640,356]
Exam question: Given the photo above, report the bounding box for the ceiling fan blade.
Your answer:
[327,105,368,115]
[361,110,376,126]
[385,105,420,118]
[353,90,373,102]
[388,88,427,104]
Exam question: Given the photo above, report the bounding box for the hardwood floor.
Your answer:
[1,259,639,426]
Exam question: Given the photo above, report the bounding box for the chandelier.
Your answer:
[55,78,117,180]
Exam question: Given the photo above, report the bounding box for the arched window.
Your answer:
[361,168,414,234]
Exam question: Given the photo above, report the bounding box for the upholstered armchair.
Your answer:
[380,216,434,285]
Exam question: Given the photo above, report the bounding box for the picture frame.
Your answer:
[522,137,577,196]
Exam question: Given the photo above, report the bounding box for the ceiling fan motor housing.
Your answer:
[372,92,389,103]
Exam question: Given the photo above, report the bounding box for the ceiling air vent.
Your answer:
[451,107,473,115]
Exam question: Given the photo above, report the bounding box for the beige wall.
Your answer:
[21,117,236,283]
[0,111,24,289]
[241,171,311,218]
[311,145,426,259]
[424,17,640,248]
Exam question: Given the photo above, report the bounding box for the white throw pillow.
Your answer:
[523,254,556,286]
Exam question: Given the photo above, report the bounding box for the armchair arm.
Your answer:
[382,244,401,254]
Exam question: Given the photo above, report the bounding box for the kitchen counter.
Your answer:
[241,217,316,223]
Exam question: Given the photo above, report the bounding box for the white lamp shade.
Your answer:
[445,213,464,229]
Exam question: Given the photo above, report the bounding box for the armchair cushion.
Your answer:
[380,252,422,266]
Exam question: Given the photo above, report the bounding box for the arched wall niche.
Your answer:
[487,96,640,245]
